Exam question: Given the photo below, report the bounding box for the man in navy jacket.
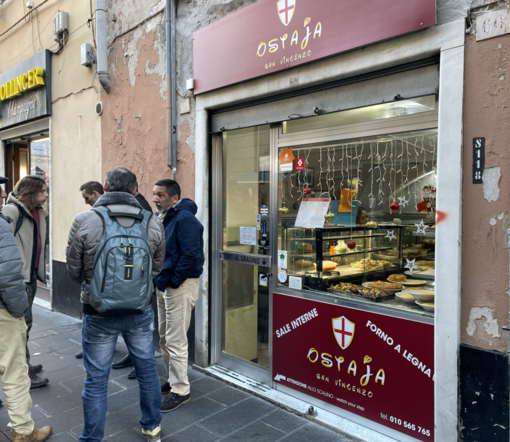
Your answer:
[153,179,204,412]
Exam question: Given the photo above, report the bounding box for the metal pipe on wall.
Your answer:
[96,0,111,93]
[166,0,177,177]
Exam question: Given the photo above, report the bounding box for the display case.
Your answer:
[278,223,435,318]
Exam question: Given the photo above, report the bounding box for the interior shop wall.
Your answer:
[461,31,510,353]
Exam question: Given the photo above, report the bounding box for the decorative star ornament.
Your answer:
[415,220,428,235]
[405,258,418,274]
[398,196,409,208]
[385,230,396,241]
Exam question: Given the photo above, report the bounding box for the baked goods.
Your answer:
[400,294,414,299]
[388,274,406,283]
[332,283,388,299]
[295,259,313,268]
[416,260,434,269]
[315,260,337,271]
[366,221,378,228]
[364,281,403,290]
[351,258,391,271]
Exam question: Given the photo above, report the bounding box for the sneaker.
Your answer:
[142,426,161,442]
[161,382,170,394]
[29,370,49,389]
[12,426,52,442]
[160,392,190,413]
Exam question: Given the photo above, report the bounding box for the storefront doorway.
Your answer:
[211,90,439,440]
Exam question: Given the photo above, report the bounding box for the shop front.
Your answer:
[193,1,464,440]
[0,50,52,295]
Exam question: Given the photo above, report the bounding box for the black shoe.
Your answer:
[112,354,133,369]
[29,370,49,389]
[75,351,83,359]
[160,393,190,413]
[161,382,170,394]
[29,364,43,374]
[127,368,137,380]
[0,399,3,406]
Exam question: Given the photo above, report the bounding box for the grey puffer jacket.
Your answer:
[66,192,165,306]
[0,213,28,318]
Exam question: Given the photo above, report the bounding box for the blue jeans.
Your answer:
[79,308,162,442]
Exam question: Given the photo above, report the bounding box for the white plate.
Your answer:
[406,290,435,302]
[416,300,435,312]
[362,282,403,292]
[404,269,435,280]
[395,292,417,305]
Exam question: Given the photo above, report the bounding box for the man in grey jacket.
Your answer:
[66,168,165,442]
[0,176,52,442]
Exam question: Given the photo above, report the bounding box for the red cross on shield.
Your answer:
[295,158,305,171]
[332,316,355,350]
[277,0,296,26]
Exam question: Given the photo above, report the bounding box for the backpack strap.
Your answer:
[107,210,144,221]
[8,203,24,237]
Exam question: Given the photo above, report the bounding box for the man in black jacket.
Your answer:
[152,179,204,412]
[0,176,52,442]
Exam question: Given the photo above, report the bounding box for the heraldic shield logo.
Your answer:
[333,316,355,350]
[277,0,296,26]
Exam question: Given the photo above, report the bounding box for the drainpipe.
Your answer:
[96,0,111,93]
[166,0,177,177]
[504,229,510,332]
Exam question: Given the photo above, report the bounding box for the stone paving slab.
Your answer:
[0,306,360,441]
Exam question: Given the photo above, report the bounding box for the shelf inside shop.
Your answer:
[412,231,436,238]
[291,234,390,241]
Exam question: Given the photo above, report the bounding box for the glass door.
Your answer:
[212,125,274,382]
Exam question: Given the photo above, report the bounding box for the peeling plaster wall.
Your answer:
[102,2,171,200]
[462,30,510,352]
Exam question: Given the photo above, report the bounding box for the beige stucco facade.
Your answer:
[0,0,102,314]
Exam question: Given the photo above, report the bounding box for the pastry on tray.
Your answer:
[315,260,337,271]
[295,259,313,268]
[364,281,403,290]
[415,260,435,269]
[388,274,407,283]
[331,283,388,298]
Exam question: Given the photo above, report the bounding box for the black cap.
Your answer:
[0,176,7,185]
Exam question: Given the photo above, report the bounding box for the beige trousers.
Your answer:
[0,308,34,435]
[157,278,199,396]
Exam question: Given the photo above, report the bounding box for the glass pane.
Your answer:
[223,126,270,254]
[221,125,270,368]
[283,95,437,134]
[277,129,437,318]
[30,137,50,211]
[221,261,269,367]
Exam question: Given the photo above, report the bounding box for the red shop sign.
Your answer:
[273,293,434,441]
[193,0,436,94]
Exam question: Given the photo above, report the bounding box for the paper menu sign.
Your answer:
[239,227,256,245]
[279,147,295,172]
[278,250,287,269]
[294,198,331,229]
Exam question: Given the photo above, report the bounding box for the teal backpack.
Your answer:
[84,206,153,314]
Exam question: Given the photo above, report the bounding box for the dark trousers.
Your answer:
[25,279,38,365]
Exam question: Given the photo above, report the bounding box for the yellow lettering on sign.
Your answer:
[0,67,44,103]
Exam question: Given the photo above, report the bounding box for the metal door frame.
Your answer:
[210,128,280,385]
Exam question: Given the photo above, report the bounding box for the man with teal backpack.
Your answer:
[66,168,165,442]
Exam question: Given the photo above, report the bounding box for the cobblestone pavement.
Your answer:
[0,305,359,442]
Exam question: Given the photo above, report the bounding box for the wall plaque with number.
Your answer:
[473,138,485,184]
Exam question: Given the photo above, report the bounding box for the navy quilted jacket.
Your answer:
[155,199,204,290]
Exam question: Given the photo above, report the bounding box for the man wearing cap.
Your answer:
[0,176,52,441]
